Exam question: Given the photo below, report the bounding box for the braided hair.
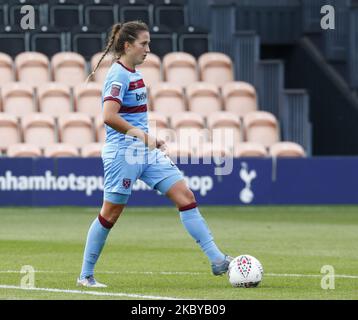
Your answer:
[86,21,149,82]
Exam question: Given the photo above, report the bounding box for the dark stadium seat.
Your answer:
[84,3,117,30]
[48,0,83,30]
[0,2,7,26]
[30,26,67,57]
[119,0,153,27]
[0,26,29,56]
[71,26,106,60]
[153,0,187,31]
[177,26,210,58]
[149,25,176,58]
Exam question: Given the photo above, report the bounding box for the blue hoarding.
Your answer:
[0,157,357,206]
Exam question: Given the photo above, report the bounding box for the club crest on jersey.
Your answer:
[122,178,131,189]
[111,83,121,97]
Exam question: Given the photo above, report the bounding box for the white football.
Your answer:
[228,254,264,288]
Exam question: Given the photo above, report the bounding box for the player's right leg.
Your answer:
[77,195,128,288]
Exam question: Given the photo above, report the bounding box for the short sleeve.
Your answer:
[103,67,128,105]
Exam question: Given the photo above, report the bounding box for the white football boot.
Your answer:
[77,276,107,288]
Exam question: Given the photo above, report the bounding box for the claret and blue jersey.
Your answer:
[102,61,148,148]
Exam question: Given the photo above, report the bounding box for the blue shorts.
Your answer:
[102,143,183,204]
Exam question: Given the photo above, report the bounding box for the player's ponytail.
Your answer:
[86,21,148,83]
[86,23,122,83]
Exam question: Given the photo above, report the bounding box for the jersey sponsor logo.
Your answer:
[122,178,131,189]
[111,83,122,97]
[136,92,147,101]
[129,79,145,91]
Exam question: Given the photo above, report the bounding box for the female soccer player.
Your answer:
[77,21,232,287]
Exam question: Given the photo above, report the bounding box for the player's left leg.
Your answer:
[141,150,232,275]
[165,180,232,275]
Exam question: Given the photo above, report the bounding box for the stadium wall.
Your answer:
[0,157,357,206]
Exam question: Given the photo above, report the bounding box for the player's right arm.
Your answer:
[103,100,165,150]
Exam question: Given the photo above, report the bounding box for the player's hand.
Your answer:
[156,138,167,152]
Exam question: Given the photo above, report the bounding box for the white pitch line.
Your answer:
[1,270,358,279]
[0,285,183,300]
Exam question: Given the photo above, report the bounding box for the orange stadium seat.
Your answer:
[234,142,268,158]
[21,113,56,148]
[44,144,80,157]
[165,142,192,159]
[163,52,198,86]
[222,81,258,118]
[90,52,113,84]
[0,53,14,84]
[207,111,242,155]
[171,112,205,130]
[243,111,279,148]
[150,83,186,116]
[136,53,162,88]
[74,82,102,117]
[198,52,234,86]
[269,142,306,158]
[186,82,222,116]
[199,142,231,158]
[7,144,42,157]
[0,113,20,151]
[51,52,86,86]
[95,115,105,143]
[58,113,94,147]
[1,83,35,116]
[176,128,208,157]
[37,83,72,116]
[148,111,168,129]
[81,143,103,157]
[15,52,50,85]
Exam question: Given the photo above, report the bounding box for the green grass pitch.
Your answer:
[0,205,357,300]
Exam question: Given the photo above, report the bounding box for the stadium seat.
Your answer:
[21,113,56,148]
[222,81,258,118]
[84,3,116,30]
[0,26,28,56]
[51,52,86,86]
[165,142,192,159]
[234,142,268,158]
[15,52,50,85]
[49,1,83,30]
[30,27,67,58]
[81,143,103,157]
[44,143,80,157]
[71,26,106,60]
[186,82,222,116]
[1,83,35,116]
[150,127,176,144]
[7,144,42,157]
[150,83,186,116]
[208,111,242,155]
[177,26,210,58]
[148,111,168,129]
[198,52,234,86]
[176,128,208,157]
[171,112,205,130]
[136,53,161,88]
[74,82,102,117]
[95,115,105,143]
[0,113,20,151]
[58,113,94,147]
[9,2,41,28]
[162,52,198,86]
[0,53,14,84]
[90,52,113,83]
[149,25,176,57]
[154,1,186,31]
[199,142,231,158]
[269,142,306,158]
[243,111,279,148]
[37,83,72,117]
[119,1,152,27]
